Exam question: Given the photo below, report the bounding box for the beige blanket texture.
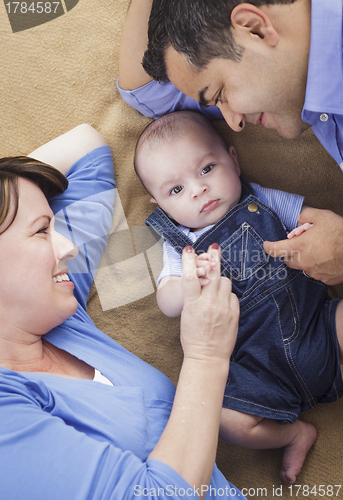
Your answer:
[1,1,342,498]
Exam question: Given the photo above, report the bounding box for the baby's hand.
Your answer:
[287,222,313,239]
[196,252,216,286]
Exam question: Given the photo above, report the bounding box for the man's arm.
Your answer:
[118,0,153,90]
[264,207,343,285]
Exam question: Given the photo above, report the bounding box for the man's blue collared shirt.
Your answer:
[302,0,343,169]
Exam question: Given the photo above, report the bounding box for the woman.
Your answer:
[0,124,241,499]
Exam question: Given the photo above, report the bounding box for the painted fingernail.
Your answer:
[185,246,194,253]
[211,243,220,250]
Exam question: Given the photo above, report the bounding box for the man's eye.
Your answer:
[201,165,213,175]
[214,92,222,105]
[170,185,183,195]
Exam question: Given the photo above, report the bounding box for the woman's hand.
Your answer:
[180,244,239,363]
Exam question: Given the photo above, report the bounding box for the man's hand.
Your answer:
[263,207,343,285]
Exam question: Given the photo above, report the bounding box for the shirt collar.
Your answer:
[303,0,343,120]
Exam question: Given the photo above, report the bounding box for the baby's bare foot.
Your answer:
[280,420,317,484]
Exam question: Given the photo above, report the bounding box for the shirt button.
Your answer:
[320,113,329,122]
[248,203,259,213]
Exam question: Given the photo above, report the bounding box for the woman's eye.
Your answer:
[170,185,183,195]
[202,165,213,175]
[37,226,49,234]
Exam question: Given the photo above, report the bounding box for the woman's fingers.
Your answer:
[182,242,237,311]
[181,246,201,303]
[183,244,222,294]
[200,244,221,296]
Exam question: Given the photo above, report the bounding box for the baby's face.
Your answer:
[142,124,242,231]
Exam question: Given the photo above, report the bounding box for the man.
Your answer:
[118,0,343,285]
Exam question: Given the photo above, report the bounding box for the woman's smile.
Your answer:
[52,272,74,289]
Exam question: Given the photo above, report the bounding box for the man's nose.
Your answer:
[220,105,245,132]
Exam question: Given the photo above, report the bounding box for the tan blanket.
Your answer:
[1,1,342,498]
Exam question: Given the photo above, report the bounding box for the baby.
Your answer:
[134,110,343,484]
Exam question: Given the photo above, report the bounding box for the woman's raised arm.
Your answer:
[29,124,107,175]
[118,0,154,90]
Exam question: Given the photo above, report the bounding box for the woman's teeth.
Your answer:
[53,273,70,283]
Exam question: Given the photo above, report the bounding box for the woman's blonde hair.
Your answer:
[0,156,68,234]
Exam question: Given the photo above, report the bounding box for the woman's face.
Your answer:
[0,177,78,335]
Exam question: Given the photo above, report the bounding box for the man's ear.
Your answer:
[231,3,279,48]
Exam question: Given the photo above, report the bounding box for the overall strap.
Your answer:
[240,176,257,200]
[145,207,193,254]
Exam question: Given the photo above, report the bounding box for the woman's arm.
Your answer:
[28,124,107,175]
[118,0,153,90]
[150,245,239,495]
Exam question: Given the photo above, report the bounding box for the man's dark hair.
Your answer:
[142,0,297,81]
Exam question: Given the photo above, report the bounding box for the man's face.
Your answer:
[164,43,311,140]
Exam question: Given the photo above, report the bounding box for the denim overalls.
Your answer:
[146,178,343,423]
